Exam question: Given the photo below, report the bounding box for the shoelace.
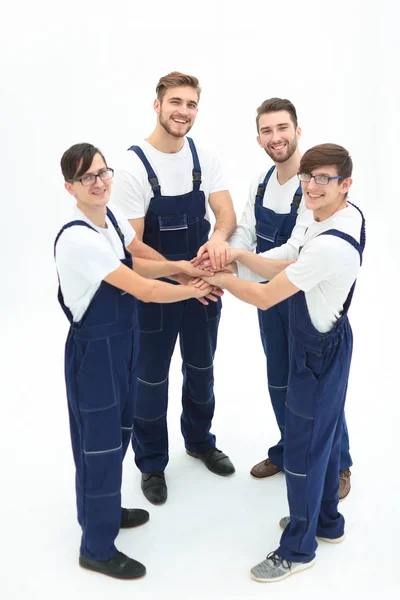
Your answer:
[266,551,292,570]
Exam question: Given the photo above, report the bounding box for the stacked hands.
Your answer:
[172,241,239,305]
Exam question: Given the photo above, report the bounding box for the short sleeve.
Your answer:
[56,226,121,285]
[209,154,228,194]
[111,167,147,219]
[285,235,359,292]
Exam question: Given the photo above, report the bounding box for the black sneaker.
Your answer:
[141,472,167,505]
[186,447,235,476]
[120,507,150,528]
[79,551,146,580]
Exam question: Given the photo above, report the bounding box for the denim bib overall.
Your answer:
[255,166,351,471]
[127,138,221,472]
[55,208,139,561]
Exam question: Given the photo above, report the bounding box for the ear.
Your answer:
[256,135,263,148]
[64,181,75,197]
[341,177,352,195]
[154,98,160,114]
[296,126,302,140]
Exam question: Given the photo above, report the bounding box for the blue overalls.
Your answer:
[127,138,221,473]
[255,166,352,471]
[54,208,139,561]
[277,204,366,563]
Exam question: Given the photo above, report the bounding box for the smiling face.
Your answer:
[64,153,112,210]
[257,110,300,163]
[155,85,199,138]
[301,165,352,220]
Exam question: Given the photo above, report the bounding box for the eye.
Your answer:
[82,175,94,183]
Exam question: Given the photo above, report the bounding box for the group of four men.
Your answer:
[54,71,365,583]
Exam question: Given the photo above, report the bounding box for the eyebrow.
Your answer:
[260,122,290,131]
[169,96,198,106]
[79,167,108,177]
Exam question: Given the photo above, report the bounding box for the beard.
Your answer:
[159,110,193,138]
[265,136,298,163]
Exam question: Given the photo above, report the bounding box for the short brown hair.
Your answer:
[156,71,201,102]
[60,143,107,181]
[300,144,353,179]
[256,98,298,131]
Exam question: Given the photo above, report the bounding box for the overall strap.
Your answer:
[187,137,202,193]
[290,184,302,215]
[255,166,275,207]
[54,220,98,256]
[106,207,126,250]
[317,227,364,315]
[347,201,366,255]
[54,220,98,324]
[128,145,162,197]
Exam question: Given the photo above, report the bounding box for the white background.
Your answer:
[1,1,398,598]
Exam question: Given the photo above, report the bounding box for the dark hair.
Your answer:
[256,97,298,131]
[156,71,201,103]
[60,143,107,181]
[300,143,353,179]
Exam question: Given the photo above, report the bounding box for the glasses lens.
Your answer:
[99,169,114,181]
[299,173,311,182]
[81,174,96,186]
[314,176,329,185]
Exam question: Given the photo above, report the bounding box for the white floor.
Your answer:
[2,249,399,600]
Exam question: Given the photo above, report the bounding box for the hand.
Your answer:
[192,241,231,271]
[192,272,232,289]
[177,260,213,278]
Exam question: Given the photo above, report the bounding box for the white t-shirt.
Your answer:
[55,204,136,322]
[229,168,313,252]
[110,138,228,222]
[239,203,363,333]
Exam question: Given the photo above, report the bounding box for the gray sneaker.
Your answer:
[250,551,315,582]
[279,516,345,544]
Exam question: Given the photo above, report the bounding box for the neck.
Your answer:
[146,124,185,154]
[313,197,348,222]
[77,202,107,228]
[274,148,302,185]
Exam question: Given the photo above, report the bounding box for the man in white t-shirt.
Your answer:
[228,98,352,499]
[111,72,237,505]
[55,143,215,579]
[199,143,366,582]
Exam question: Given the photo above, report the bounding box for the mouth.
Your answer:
[171,117,189,125]
[91,188,107,196]
[307,192,323,200]
[270,142,286,151]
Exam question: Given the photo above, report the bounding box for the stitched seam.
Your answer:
[83,443,122,456]
[137,376,168,386]
[285,402,314,421]
[185,362,213,371]
[284,467,307,477]
[80,401,117,413]
[135,410,167,422]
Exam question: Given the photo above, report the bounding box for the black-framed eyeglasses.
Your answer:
[69,168,114,186]
[298,172,343,186]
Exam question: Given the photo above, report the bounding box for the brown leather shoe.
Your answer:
[338,468,351,501]
[250,458,281,479]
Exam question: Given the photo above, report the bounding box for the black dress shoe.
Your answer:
[141,472,167,505]
[79,551,146,580]
[120,507,150,528]
[186,447,235,476]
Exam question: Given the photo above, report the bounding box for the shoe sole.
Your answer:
[186,450,235,476]
[79,563,146,580]
[120,517,150,529]
[250,557,316,582]
[250,470,282,480]
[279,522,345,544]
[141,492,167,506]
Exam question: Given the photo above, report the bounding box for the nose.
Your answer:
[306,176,319,190]
[93,174,105,187]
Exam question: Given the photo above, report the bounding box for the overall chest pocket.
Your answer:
[158,214,189,256]
[256,222,278,244]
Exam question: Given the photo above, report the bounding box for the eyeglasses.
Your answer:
[69,168,114,186]
[298,173,343,185]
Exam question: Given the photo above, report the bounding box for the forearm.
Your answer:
[104,264,203,304]
[133,258,185,279]
[130,239,166,261]
[236,249,293,281]
[213,273,272,310]
[210,214,237,243]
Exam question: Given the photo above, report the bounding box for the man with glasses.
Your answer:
[228,98,352,500]
[199,143,365,581]
[112,72,237,505]
[55,143,215,579]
